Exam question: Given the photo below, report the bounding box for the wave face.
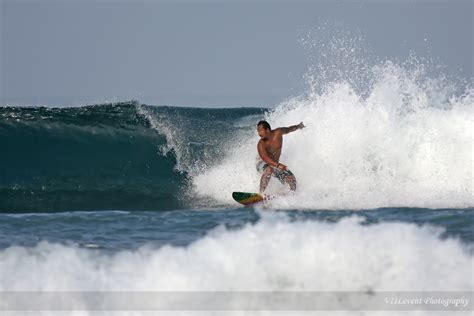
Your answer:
[0,101,264,212]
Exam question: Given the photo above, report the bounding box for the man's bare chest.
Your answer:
[264,136,282,154]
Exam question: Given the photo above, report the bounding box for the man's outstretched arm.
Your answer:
[276,122,305,135]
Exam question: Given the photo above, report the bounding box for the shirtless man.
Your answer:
[256,120,305,193]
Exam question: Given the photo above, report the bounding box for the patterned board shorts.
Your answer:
[256,160,295,184]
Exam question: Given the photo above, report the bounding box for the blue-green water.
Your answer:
[0,101,265,212]
[1,208,472,252]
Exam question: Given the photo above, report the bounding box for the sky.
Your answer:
[1,0,472,107]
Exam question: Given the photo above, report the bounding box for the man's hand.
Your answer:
[277,163,287,171]
[297,122,305,129]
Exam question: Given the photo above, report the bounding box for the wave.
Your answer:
[0,101,265,212]
[1,35,472,212]
[0,216,471,313]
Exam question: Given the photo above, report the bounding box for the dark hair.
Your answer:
[257,120,271,130]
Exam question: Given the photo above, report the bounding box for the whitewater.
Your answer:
[191,61,473,209]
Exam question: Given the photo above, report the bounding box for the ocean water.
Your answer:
[1,52,473,314]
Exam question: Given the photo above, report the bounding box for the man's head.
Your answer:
[257,120,271,138]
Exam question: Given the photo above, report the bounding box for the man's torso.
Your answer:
[259,130,283,162]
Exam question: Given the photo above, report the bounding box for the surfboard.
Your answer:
[232,192,274,206]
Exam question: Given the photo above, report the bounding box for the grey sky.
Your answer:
[1,0,472,107]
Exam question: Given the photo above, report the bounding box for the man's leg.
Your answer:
[279,170,297,191]
[259,167,273,193]
[285,173,297,191]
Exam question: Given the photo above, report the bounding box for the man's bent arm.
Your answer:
[257,141,279,167]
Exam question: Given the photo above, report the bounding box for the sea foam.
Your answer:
[192,59,473,209]
[0,216,471,314]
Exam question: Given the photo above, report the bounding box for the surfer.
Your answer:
[256,120,305,193]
